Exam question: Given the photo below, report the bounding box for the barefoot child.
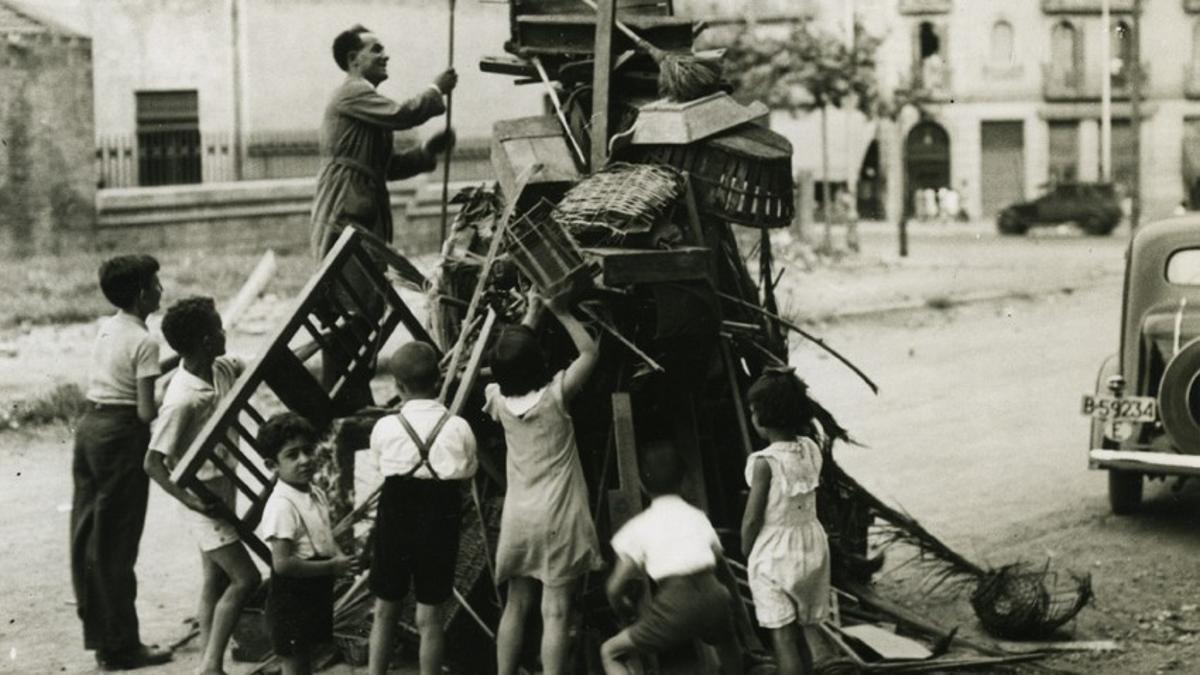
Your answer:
[742,368,846,675]
[487,292,602,675]
[71,255,173,670]
[601,443,741,675]
[257,412,359,675]
[367,341,477,675]
[144,297,261,675]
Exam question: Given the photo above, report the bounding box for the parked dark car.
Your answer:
[1084,216,1200,514]
[998,182,1122,236]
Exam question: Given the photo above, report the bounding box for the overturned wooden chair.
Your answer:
[167,226,434,562]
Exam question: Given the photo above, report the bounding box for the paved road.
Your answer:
[788,223,1131,549]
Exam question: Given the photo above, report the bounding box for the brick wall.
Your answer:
[0,33,95,255]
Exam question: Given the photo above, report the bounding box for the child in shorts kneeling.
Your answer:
[601,443,741,675]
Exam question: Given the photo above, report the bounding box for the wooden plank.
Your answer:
[439,165,537,401]
[587,246,711,285]
[590,0,616,172]
[495,115,561,140]
[260,346,335,430]
[606,392,641,531]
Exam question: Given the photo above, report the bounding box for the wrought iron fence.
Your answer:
[96,131,236,188]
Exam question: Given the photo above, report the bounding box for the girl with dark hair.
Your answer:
[484,292,602,675]
[741,368,843,675]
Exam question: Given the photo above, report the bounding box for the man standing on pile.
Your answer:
[311,25,457,412]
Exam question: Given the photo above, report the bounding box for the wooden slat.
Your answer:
[587,246,711,285]
[606,392,641,531]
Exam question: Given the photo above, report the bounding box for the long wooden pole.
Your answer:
[438,0,457,243]
[590,0,616,173]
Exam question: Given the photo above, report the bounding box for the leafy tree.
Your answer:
[726,19,885,251]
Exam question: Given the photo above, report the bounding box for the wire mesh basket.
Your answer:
[551,162,685,245]
[969,562,1093,640]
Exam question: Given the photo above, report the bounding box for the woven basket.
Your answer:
[552,162,685,245]
[970,562,1093,640]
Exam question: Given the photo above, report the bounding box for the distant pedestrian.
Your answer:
[144,297,260,675]
[742,367,849,675]
[487,291,603,675]
[601,442,742,675]
[310,24,458,414]
[70,255,172,670]
[257,412,360,675]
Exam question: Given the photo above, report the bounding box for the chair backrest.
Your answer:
[168,227,436,562]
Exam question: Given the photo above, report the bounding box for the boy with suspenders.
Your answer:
[366,342,478,675]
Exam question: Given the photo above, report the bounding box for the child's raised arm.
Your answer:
[546,295,597,402]
[740,457,772,559]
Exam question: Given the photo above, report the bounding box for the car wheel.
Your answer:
[997,210,1027,235]
[1081,215,1116,236]
[1108,469,1143,514]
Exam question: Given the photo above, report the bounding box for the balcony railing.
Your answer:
[1041,62,1147,101]
[1042,0,1134,13]
[898,0,951,14]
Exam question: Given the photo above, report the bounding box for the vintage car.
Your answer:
[999,182,1122,236]
[1086,216,1200,513]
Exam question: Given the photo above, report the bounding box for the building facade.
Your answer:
[874,0,1200,223]
[0,1,94,254]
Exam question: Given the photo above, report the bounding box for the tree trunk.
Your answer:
[820,104,833,252]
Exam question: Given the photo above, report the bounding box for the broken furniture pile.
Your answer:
[167,0,1093,672]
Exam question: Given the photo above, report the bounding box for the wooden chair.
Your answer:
[168,226,435,562]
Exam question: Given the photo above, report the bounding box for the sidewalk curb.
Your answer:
[811,279,1118,324]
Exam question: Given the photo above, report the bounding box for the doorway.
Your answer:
[904,121,950,216]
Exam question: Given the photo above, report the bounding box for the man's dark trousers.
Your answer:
[70,406,151,654]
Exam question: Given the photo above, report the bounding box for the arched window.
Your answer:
[990,20,1014,65]
[1051,21,1078,85]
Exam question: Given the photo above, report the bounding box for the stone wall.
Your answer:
[0,31,95,255]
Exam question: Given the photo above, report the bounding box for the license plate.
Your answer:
[1081,394,1157,422]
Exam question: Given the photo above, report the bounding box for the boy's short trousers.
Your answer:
[369,476,462,605]
[267,569,334,656]
[628,570,734,652]
[185,476,241,552]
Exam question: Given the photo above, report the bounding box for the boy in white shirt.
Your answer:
[144,296,260,675]
[257,412,359,675]
[367,341,477,675]
[602,443,741,675]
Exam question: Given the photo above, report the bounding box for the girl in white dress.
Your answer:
[741,368,849,675]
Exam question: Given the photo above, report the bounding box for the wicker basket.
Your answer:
[552,162,685,245]
[633,125,794,228]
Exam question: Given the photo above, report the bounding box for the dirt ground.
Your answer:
[3,221,1197,674]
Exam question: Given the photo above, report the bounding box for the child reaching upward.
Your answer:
[741,368,847,675]
[144,297,260,675]
[257,412,359,675]
[486,292,602,675]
